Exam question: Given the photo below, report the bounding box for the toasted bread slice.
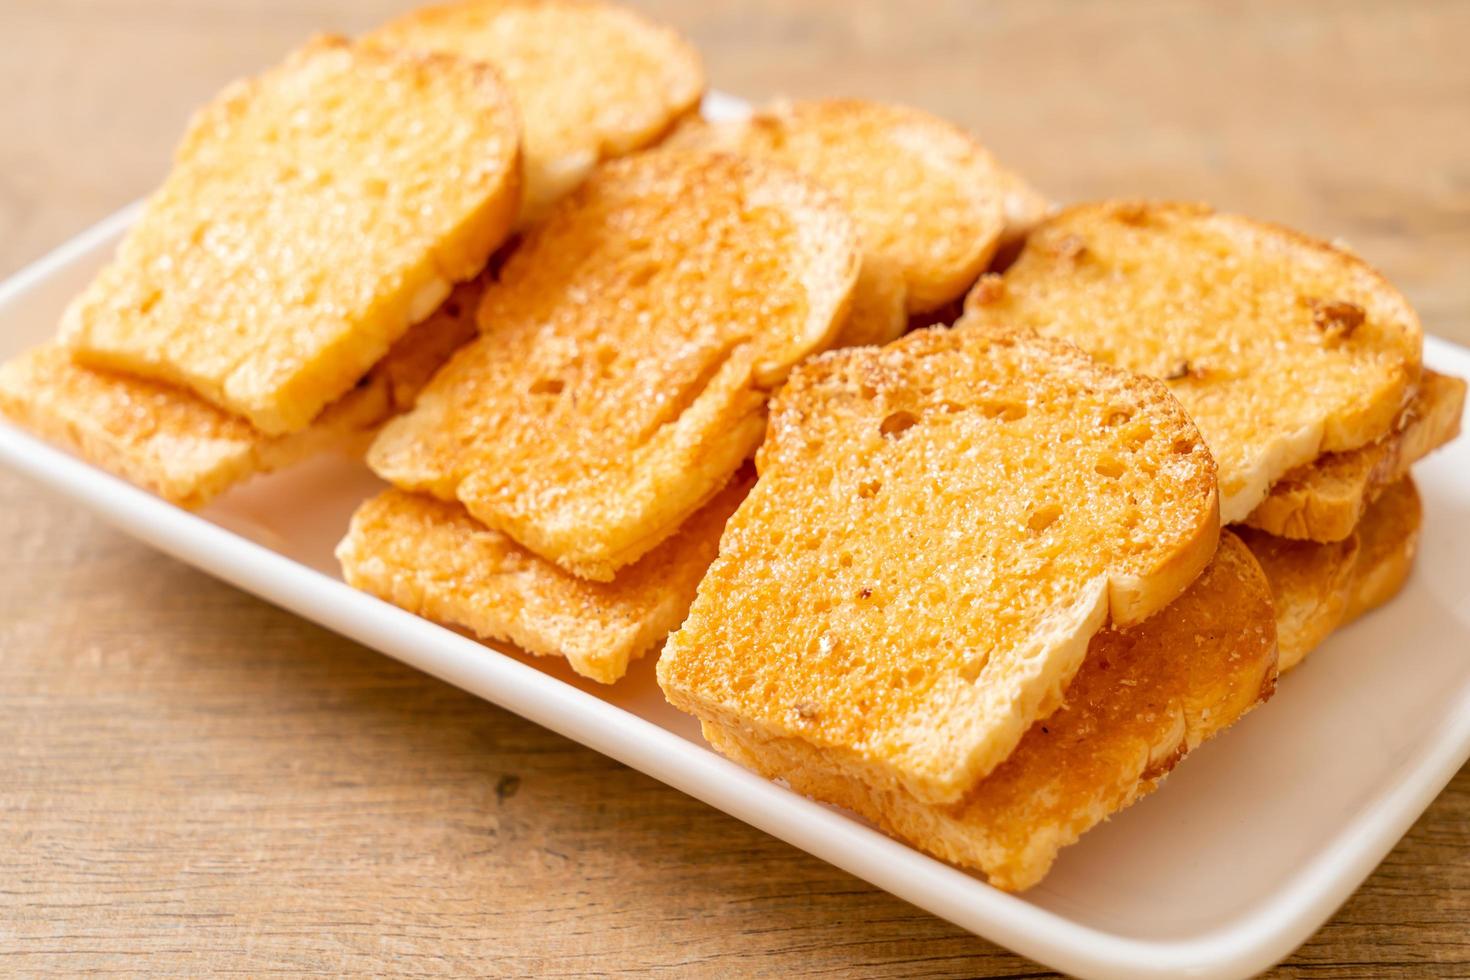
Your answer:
[658,326,1220,805]
[338,471,751,684]
[962,202,1424,523]
[666,99,1042,314]
[369,0,703,223]
[1239,477,1421,671]
[702,532,1275,892]
[1245,370,1464,541]
[61,37,521,435]
[828,259,909,349]
[369,151,860,581]
[0,281,482,509]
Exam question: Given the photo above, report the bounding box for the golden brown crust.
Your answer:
[369,151,861,581]
[61,37,521,434]
[701,533,1277,891]
[665,99,1041,313]
[961,200,1424,524]
[1244,371,1463,541]
[0,281,482,509]
[1239,477,1421,671]
[659,325,1220,806]
[368,0,704,222]
[337,471,751,684]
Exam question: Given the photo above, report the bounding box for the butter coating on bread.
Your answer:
[61,37,521,435]
[658,326,1220,806]
[337,472,751,684]
[962,202,1424,523]
[1240,477,1421,671]
[0,281,482,509]
[369,151,860,581]
[1245,371,1463,541]
[369,0,703,223]
[702,532,1276,892]
[667,99,1043,316]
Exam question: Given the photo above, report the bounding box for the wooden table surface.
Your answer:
[3,1,1467,976]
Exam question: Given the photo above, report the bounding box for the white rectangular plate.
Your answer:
[2,95,1468,980]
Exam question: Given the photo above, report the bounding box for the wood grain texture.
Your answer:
[1,1,1466,976]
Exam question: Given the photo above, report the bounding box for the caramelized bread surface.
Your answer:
[61,37,521,434]
[962,201,1423,522]
[369,0,703,221]
[667,99,1043,314]
[659,326,1220,805]
[702,532,1276,891]
[337,472,751,684]
[369,151,860,580]
[0,280,482,509]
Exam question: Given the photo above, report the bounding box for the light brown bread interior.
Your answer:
[658,325,1220,806]
[0,279,482,509]
[368,0,704,222]
[702,532,1277,892]
[369,151,860,581]
[666,99,1043,315]
[61,36,521,435]
[962,201,1424,523]
[337,471,751,684]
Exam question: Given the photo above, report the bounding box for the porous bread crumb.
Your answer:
[701,532,1276,892]
[961,201,1424,523]
[61,37,521,434]
[337,471,752,684]
[369,151,860,581]
[665,99,1047,314]
[659,325,1220,806]
[367,0,704,222]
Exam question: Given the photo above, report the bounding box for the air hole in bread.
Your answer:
[1172,438,1196,455]
[1095,456,1125,479]
[879,410,918,438]
[857,478,882,499]
[1027,503,1063,532]
[625,264,658,289]
[859,383,878,400]
[530,377,565,395]
[982,401,1027,422]
[1103,407,1133,427]
[1120,420,1155,449]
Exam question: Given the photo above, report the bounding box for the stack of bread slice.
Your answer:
[657,326,1277,890]
[0,0,706,510]
[666,98,1049,347]
[960,201,1463,671]
[3,0,1463,895]
[340,150,862,682]
[339,98,1045,683]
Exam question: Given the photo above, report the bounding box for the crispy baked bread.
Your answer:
[368,0,703,222]
[658,326,1220,805]
[702,532,1276,892]
[962,202,1424,523]
[1245,370,1464,541]
[667,99,1043,315]
[0,281,482,509]
[61,37,521,435]
[369,151,860,581]
[338,472,751,684]
[1239,477,1421,671]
